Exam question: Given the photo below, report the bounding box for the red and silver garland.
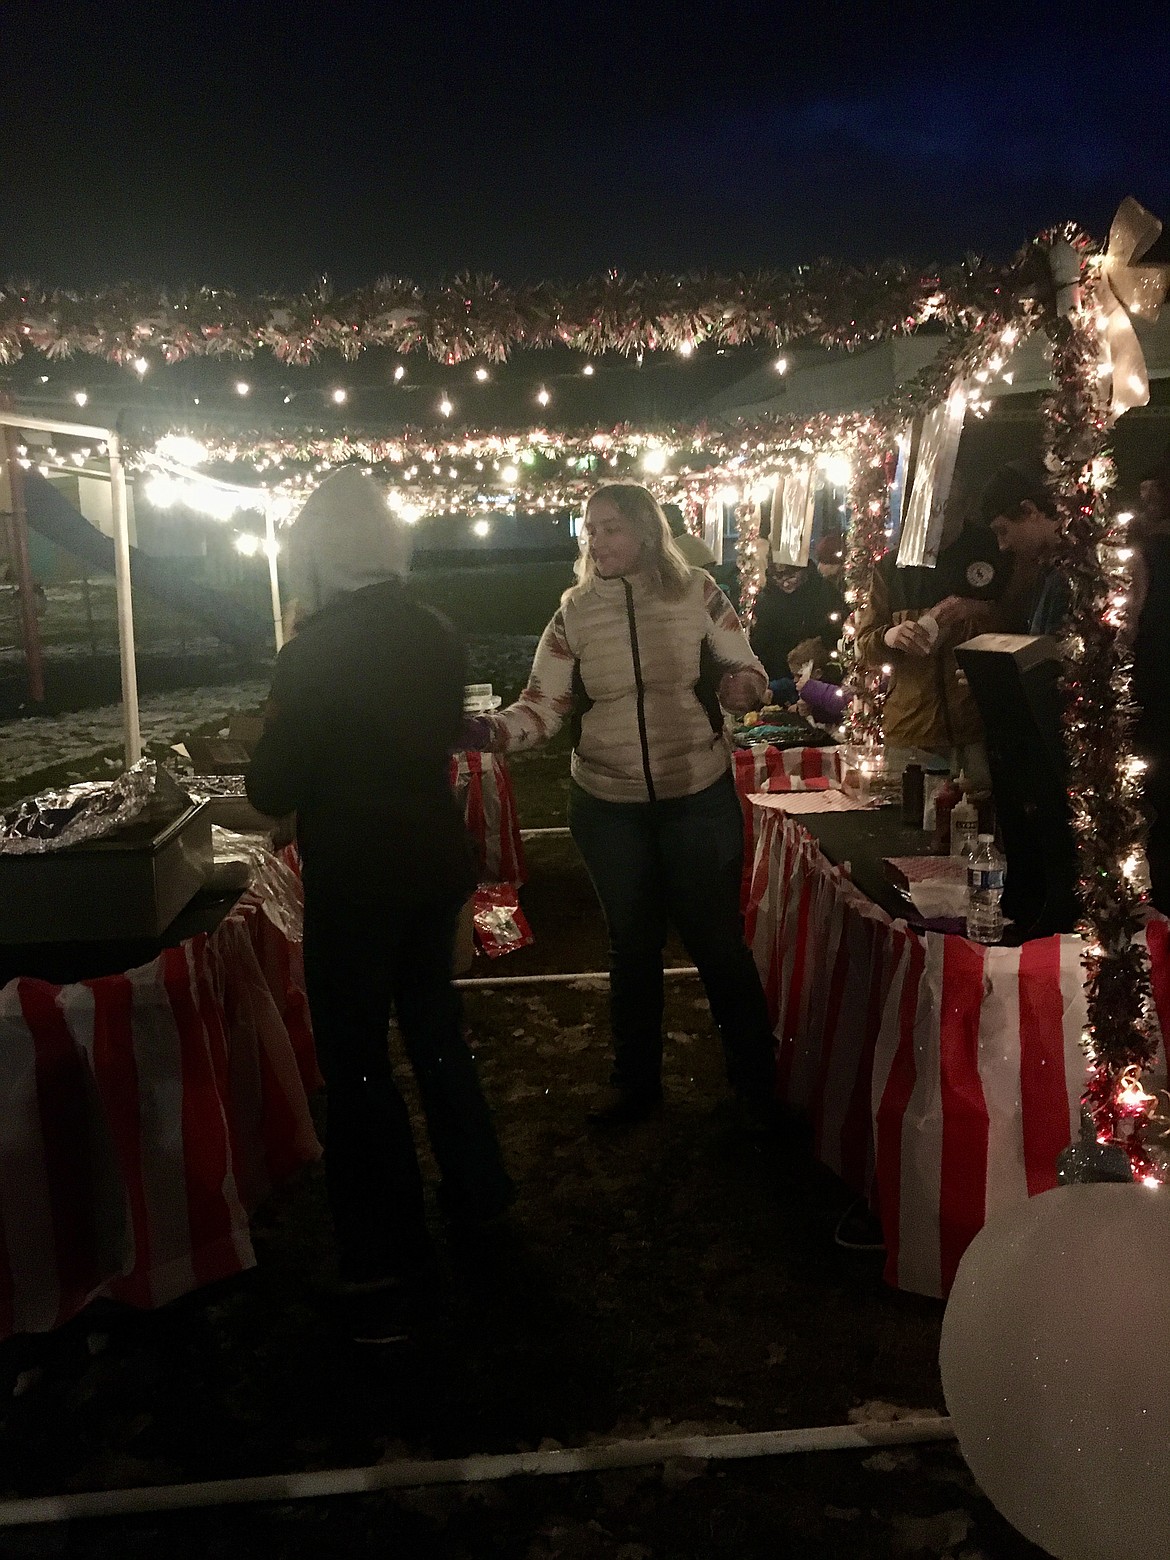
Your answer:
[1040,226,1160,1177]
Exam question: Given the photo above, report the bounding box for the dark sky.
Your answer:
[3,0,1168,290]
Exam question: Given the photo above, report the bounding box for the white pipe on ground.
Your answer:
[0,1417,954,1527]
[454,967,698,988]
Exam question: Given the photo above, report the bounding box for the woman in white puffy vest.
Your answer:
[470,483,778,1126]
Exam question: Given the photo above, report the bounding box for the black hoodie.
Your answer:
[246,580,474,908]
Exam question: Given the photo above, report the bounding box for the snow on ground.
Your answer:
[0,679,270,787]
[0,625,538,797]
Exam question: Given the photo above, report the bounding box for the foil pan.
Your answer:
[211,826,303,942]
[0,760,193,856]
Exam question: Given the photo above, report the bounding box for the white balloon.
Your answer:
[940,1183,1170,1560]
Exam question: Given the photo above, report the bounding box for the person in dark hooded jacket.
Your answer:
[247,469,512,1338]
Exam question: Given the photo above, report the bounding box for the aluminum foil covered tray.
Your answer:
[0,763,213,943]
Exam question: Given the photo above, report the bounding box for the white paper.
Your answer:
[897,382,967,568]
[771,464,816,566]
[749,790,878,814]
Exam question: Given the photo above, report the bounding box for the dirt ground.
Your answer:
[0,680,1049,1558]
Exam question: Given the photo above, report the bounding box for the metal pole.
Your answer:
[264,496,284,652]
[107,432,142,766]
[454,965,698,989]
[0,1417,956,1526]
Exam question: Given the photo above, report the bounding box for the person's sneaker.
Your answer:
[834,1197,886,1252]
[342,1281,416,1345]
[586,1087,663,1127]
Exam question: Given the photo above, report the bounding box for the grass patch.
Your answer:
[411,561,573,636]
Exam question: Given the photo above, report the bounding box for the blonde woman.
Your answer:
[467,483,778,1126]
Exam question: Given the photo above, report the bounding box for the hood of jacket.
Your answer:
[287,467,413,616]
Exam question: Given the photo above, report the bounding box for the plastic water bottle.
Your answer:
[965,834,1006,944]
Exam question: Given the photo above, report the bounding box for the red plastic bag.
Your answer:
[471,883,534,958]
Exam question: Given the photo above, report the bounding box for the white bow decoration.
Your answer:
[1093,197,1169,421]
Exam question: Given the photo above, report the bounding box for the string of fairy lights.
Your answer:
[4,211,1169,1178]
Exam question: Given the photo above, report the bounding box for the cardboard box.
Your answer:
[184,712,265,776]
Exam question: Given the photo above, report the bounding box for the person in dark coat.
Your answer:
[750,561,841,681]
[246,469,512,1338]
[1131,459,1170,913]
[984,461,1070,636]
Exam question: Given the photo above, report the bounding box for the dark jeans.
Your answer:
[302,892,512,1281]
[567,772,777,1104]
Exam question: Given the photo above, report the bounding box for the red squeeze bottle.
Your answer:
[930,773,962,854]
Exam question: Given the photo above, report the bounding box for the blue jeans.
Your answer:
[303,894,513,1281]
[568,772,776,1104]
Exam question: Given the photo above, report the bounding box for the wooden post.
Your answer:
[0,419,46,703]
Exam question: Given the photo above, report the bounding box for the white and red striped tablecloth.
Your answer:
[745,800,1170,1299]
[449,751,526,888]
[732,745,842,908]
[0,878,321,1341]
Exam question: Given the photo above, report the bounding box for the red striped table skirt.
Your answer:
[0,880,321,1341]
[732,745,842,908]
[449,751,526,888]
[745,801,1170,1299]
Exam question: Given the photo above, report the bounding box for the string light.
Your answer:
[474,367,489,381]
[536,387,551,407]
[394,364,406,381]
[472,518,491,538]
[775,356,789,373]
[235,381,250,397]
[439,395,453,417]
[73,390,88,407]
[134,358,149,377]
[331,388,348,405]
[582,363,594,376]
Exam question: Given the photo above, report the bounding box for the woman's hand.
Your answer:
[459,714,498,751]
[883,620,934,657]
[718,668,766,712]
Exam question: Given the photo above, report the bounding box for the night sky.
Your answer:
[3,0,1168,291]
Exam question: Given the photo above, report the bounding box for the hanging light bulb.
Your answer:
[134,358,149,377]
[331,387,348,404]
[475,367,490,382]
[394,364,406,381]
[235,380,250,397]
[582,363,594,376]
[439,395,453,417]
[472,518,491,538]
[73,390,88,407]
[536,387,551,407]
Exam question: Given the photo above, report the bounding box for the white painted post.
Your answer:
[264,495,284,652]
[107,432,142,766]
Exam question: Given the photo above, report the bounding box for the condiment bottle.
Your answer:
[901,762,925,826]
[931,773,962,853]
[949,774,979,859]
